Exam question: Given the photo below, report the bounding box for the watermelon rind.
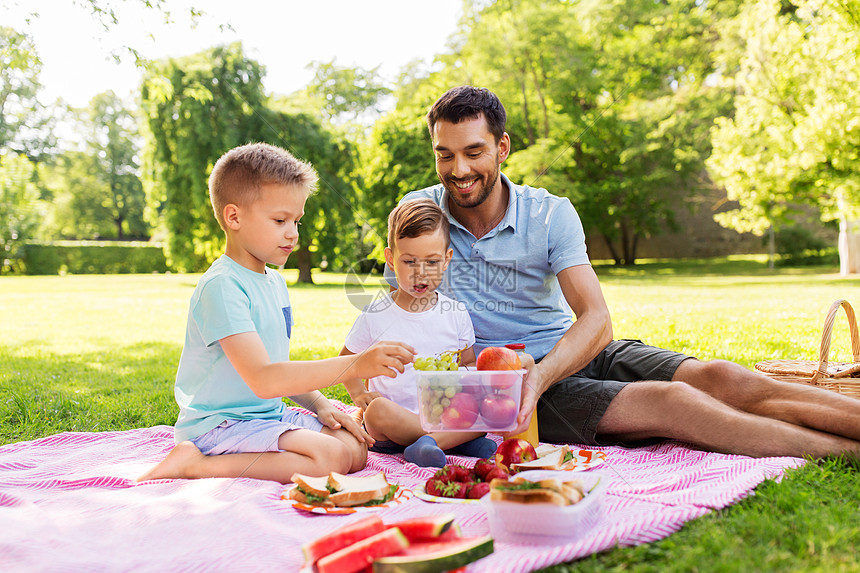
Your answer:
[302,515,385,566]
[318,528,410,573]
[387,513,455,542]
[372,535,494,573]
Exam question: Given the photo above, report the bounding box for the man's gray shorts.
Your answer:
[536,339,691,446]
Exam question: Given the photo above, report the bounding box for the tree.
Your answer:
[0,26,54,161]
[141,42,361,280]
[707,0,860,273]
[140,42,271,272]
[44,91,146,240]
[0,152,42,273]
[446,0,736,264]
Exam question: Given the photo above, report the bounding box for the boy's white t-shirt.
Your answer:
[344,291,475,414]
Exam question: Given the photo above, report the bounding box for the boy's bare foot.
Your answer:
[136,441,204,482]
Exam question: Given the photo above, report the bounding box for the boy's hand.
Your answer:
[316,402,375,446]
[350,341,415,379]
[353,390,382,411]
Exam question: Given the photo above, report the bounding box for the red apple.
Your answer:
[476,346,522,371]
[495,437,537,472]
[440,392,479,430]
[479,393,518,428]
[477,347,522,390]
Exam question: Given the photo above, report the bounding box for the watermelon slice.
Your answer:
[385,514,456,543]
[302,515,386,566]
[372,535,494,573]
[317,528,410,573]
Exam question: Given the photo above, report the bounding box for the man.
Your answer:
[395,85,860,458]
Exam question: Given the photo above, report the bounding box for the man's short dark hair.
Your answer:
[427,86,507,143]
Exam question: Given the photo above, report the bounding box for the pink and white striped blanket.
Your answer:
[1,408,805,573]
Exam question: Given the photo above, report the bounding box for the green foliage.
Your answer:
[21,241,169,275]
[40,91,148,240]
[141,43,362,278]
[140,42,270,272]
[708,0,860,235]
[0,152,44,274]
[0,26,55,161]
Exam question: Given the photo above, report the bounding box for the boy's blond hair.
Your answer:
[387,199,450,251]
[209,142,318,230]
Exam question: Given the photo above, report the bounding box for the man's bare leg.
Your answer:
[674,359,860,440]
[595,381,860,458]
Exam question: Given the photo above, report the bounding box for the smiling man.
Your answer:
[393,85,860,459]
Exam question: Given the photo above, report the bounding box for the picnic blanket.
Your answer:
[1,404,806,573]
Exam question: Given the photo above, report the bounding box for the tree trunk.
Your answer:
[839,216,860,275]
[602,233,622,265]
[296,247,314,284]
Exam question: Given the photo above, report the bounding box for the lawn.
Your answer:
[1,257,859,571]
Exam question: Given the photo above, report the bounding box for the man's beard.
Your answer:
[442,165,500,209]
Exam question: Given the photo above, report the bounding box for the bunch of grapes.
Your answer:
[414,349,460,372]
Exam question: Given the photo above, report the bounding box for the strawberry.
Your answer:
[484,466,510,482]
[467,481,490,499]
[472,458,496,481]
[434,464,471,484]
[424,477,447,497]
[450,464,472,483]
[441,481,468,499]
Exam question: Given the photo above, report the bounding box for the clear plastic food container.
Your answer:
[480,471,611,544]
[416,369,525,433]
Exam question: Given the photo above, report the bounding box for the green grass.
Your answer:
[2,258,860,571]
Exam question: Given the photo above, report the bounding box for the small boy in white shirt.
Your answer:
[137,143,414,483]
[340,199,497,467]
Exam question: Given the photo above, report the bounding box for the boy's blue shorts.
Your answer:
[191,410,325,455]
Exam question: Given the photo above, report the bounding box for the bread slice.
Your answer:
[290,473,332,498]
[327,471,392,507]
[489,487,569,506]
[534,444,562,458]
[510,446,569,472]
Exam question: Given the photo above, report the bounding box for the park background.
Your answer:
[2,0,860,278]
[2,1,860,572]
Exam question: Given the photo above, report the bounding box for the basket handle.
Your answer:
[812,299,860,383]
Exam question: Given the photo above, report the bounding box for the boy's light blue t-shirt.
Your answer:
[392,173,590,360]
[174,255,292,443]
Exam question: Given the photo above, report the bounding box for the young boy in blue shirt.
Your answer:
[137,143,414,484]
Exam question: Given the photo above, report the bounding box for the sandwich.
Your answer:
[290,473,335,507]
[488,475,585,506]
[510,445,577,472]
[287,471,397,508]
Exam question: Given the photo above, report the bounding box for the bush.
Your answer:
[770,226,839,266]
[22,241,170,275]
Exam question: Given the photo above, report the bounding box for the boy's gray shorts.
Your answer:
[191,410,325,455]
[536,339,691,446]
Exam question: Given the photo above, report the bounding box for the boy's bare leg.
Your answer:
[595,381,860,458]
[363,397,485,450]
[136,429,358,483]
[319,426,368,473]
[675,359,860,440]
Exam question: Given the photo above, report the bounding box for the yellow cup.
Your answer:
[513,410,539,448]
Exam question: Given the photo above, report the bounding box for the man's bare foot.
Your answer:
[136,441,205,482]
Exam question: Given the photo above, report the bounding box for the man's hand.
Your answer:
[315,401,375,446]
[352,390,382,411]
[506,354,542,436]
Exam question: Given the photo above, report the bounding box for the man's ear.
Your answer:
[498,132,511,163]
[224,204,241,230]
[384,247,395,271]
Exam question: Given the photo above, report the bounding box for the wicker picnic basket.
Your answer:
[755,299,860,398]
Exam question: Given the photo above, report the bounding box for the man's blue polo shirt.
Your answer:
[392,173,591,360]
